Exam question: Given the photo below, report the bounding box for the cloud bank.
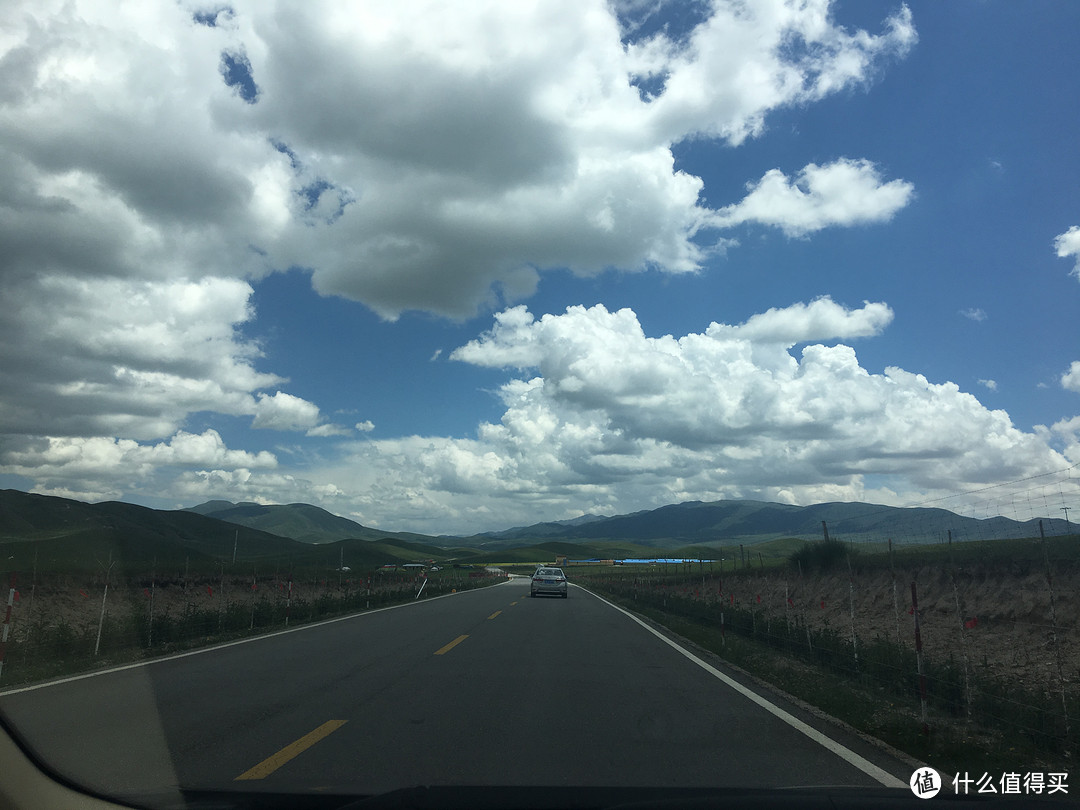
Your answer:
[170,302,1076,532]
[1,0,916,319]
[3,1,1074,533]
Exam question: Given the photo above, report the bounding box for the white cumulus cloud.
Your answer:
[290,300,1063,530]
[0,0,921,501]
[0,0,917,320]
[709,297,894,344]
[450,303,1052,476]
[11,0,1032,535]
[0,275,282,439]
[13,295,1067,534]
[1063,362,1080,394]
[1055,226,1080,279]
[0,430,276,504]
[712,159,915,236]
[626,1,916,145]
[252,391,322,432]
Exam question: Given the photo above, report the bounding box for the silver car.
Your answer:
[531,566,568,598]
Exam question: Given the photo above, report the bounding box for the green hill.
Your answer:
[5,489,1071,581]
[184,500,431,545]
[0,490,419,577]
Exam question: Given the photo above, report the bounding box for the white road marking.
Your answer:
[0,581,511,696]
[580,585,908,789]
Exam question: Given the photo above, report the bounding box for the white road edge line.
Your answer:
[580,585,907,789]
[0,579,513,697]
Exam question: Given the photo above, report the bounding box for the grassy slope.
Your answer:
[0,491,437,578]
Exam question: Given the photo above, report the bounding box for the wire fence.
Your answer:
[574,517,1079,761]
[0,567,506,687]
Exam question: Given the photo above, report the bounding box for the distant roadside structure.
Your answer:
[568,558,712,566]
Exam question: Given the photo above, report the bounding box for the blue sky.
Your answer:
[1,0,1078,535]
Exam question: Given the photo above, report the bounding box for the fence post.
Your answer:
[796,561,812,652]
[846,551,858,669]
[0,573,15,682]
[889,539,901,648]
[911,581,929,735]
[24,549,37,645]
[285,572,293,627]
[94,553,114,657]
[148,559,156,648]
[784,581,790,635]
[218,563,225,631]
[946,541,973,722]
[1040,520,1069,738]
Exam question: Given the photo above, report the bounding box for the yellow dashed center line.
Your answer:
[509,601,518,606]
[235,719,347,781]
[487,610,502,620]
[434,634,469,655]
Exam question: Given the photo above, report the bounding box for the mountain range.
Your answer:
[455,499,1067,548]
[184,496,1066,548]
[2,490,1071,565]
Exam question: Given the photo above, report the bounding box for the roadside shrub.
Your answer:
[789,538,854,572]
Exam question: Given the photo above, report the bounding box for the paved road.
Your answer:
[0,577,913,800]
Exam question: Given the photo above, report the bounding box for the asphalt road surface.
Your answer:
[0,576,914,800]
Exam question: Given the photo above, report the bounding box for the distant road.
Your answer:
[1,577,911,799]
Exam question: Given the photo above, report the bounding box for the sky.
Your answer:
[1,0,1079,536]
